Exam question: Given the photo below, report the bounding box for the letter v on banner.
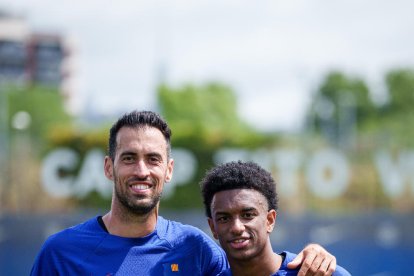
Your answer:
[374,150,407,198]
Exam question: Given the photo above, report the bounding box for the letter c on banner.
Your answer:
[41,148,79,198]
[306,148,349,199]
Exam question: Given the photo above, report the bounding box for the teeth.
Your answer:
[132,184,150,190]
[233,239,246,243]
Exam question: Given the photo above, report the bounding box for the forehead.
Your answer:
[211,189,268,213]
[115,126,168,152]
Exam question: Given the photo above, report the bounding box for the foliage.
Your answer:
[360,68,414,148]
[158,82,275,209]
[308,71,376,134]
[5,85,73,154]
[158,82,272,149]
[308,68,414,143]
[384,68,414,113]
[46,125,108,155]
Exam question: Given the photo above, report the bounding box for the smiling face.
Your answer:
[208,189,276,264]
[104,126,173,215]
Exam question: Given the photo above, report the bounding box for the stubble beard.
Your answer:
[113,173,162,216]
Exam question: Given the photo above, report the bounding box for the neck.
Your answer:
[229,243,282,276]
[103,203,159,238]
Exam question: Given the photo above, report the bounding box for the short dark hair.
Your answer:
[200,161,278,218]
[108,110,172,160]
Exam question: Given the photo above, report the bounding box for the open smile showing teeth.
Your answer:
[233,239,246,243]
[230,238,249,249]
[131,184,150,190]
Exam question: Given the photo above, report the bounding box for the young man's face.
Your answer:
[104,126,174,215]
[208,189,276,263]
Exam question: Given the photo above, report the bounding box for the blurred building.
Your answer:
[0,11,74,100]
[0,12,28,85]
[27,33,68,87]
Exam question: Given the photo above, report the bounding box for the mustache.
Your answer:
[126,176,153,184]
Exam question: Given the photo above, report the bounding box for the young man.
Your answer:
[31,110,341,275]
[201,161,351,276]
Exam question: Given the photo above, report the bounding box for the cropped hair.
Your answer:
[200,161,278,218]
[108,110,172,160]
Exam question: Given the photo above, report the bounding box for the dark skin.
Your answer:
[208,189,335,276]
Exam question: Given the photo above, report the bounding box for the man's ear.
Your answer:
[165,158,174,182]
[267,210,277,233]
[104,156,114,180]
[208,218,219,240]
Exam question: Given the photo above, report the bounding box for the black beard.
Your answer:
[115,186,162,215]
[112,169,164,215]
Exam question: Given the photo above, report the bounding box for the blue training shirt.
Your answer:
[217,251,351,276]
[30,216,228,275]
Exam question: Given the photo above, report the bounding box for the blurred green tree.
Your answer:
[311,71,375,127]
[306,71,376,145]
[385,68,414,113]
[371,68,414,147]
[158,82,269,148]
[6,85,72,154]
[158,82,274,209]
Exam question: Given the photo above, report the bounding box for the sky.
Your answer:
[2,0,414,131]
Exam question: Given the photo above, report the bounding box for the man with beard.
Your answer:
[31,110,341,275]
[201,161,351,276]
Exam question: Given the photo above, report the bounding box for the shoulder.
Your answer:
[157,217,228,273]
[31,217,104,274]
[157,216,217,246]
[39,216,105,254]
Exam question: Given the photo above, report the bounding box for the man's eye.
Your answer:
[217,216,229,223]
[123,156,134,162]
[149,157,160,163]
[243,213,255,219]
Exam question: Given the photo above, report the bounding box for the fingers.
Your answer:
[324,255,336,276]
[297,248,316,276]
[296,244,337,276]
[287,252,304,269]
[308,255,324,276]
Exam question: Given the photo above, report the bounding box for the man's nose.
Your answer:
[230,218,245,234]
[134,160,150,178]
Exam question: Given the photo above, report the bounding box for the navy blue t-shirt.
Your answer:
[30,216,228,275]
[217,251,351,276]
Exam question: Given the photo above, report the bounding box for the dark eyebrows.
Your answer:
[119,151,137,157]
[147,152,163,159]
[241,207,257,213]
[213,207,257,217]
[119,151,164,161]
[214,211,229,216]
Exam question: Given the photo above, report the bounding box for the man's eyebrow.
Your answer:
[214,211,230,216]
[119,151,137,157]
[213,207,257,216]
[241,207,257,212]
[147,152,163,158]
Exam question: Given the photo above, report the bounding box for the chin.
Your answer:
[228,251,253,262]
